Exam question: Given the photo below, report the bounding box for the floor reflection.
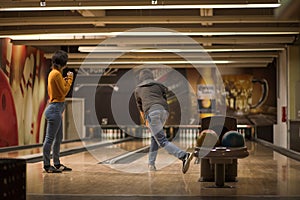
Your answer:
[24,139,300,198]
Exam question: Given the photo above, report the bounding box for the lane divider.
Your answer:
[20,137,133,163]
[99,145,150,165]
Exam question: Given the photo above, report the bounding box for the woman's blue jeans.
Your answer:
[43,102,65,167]
[147,109,186,166]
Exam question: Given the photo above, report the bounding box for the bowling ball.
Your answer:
[196,129,220,148]
[221,130,245,147]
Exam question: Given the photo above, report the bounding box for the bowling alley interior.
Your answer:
[0,0,300,199]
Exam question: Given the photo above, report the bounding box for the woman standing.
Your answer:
[43,50,73,173]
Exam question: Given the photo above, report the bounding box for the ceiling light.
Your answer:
[78,46,285,53]
[68,60,234,65]
[3,34,108,40]
[3,30,298,41]
[0,4,281,11]
[74,84,118,92]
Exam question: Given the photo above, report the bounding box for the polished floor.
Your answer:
[2,137,300,200]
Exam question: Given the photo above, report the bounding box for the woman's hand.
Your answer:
[67,71,73,77]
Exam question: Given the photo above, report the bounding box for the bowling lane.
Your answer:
[0,137,134,161]
[26,139,300,199]
[0,140,84,159]
[26,138,152,195]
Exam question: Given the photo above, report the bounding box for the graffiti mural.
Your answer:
[0,38,48,147]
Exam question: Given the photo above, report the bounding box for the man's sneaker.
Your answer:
[44,166,62,173]
[182,153,193,174]
[55,164,72,171]
[148,165,157,171]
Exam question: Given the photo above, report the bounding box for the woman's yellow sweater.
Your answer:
[47,69,73,103]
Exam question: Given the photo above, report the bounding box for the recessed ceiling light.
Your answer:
[78,46,285,53]
[2,30,298,41]
[0,4,281,11]
[68,60,234,65]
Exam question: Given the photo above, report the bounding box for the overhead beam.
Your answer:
[44,52,279,60]
[11,36,296,46]
[0,0,280,11]
[65,63,269,69]
[77,44,286,52]
[66,58,274,67]
[65,56,274,66]
[1,15,298,26]
[1,27,299,36]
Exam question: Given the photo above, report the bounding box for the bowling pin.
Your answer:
[108,129,112,140]
[114,129,117,139]
[181,128,185,146]
[117,129,121,139]
[103,129,107,139]
[110,129,112,139]
[122,129,125,138]
[101,129,104,139]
